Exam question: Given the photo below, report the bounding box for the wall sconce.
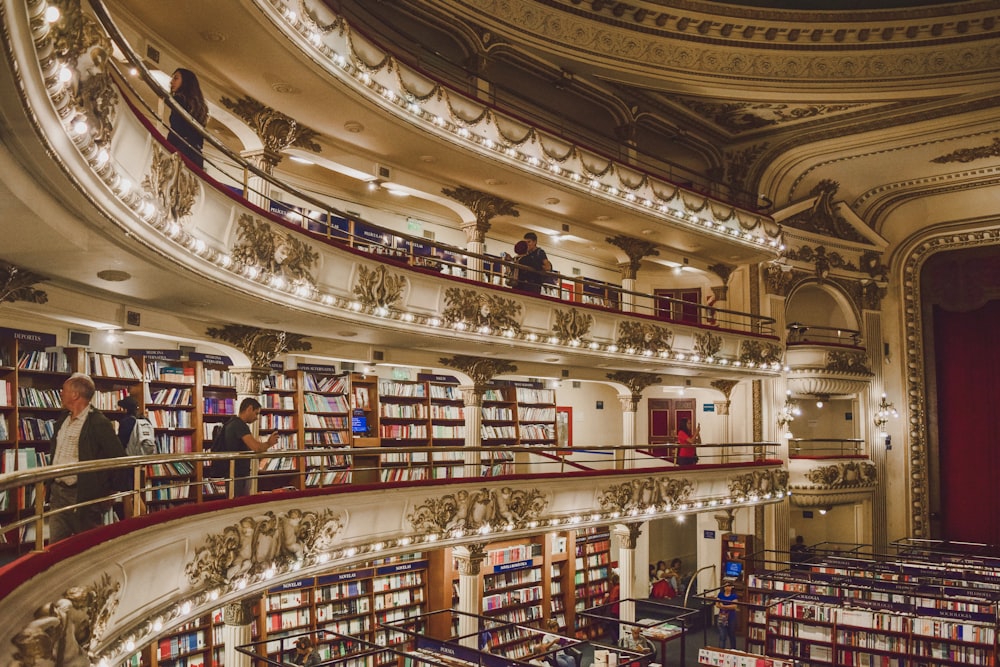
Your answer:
[818,506,833,515]
[874,393,898,438]
[776,392,801,440]
[814,394,829,409]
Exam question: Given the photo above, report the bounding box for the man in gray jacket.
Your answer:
[49,373,126,542]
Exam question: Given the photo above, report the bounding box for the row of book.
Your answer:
[372,588,422,610]
[263,394,295,410]
[379,403,428,419]
[302,414,348,429]
[86,353,143,379]
[149,387,193,406]
[17,350,69,373]
[16,387,61,408]
[302,373,349,394]
[484,566,542,592]
[0,379,10,406]
[303,393,349,413]
[518,407,556,421]
[202,397,234,415]
[145,363,196,384]
[379,381,427,398]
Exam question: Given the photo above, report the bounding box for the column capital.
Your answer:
[206,324,311,370]
[618,394,639,413]
[442,186,519,242]
[453,543,488,576]
[440,355,517,394]
[607,234,659,280]
[223,599,255,625]
[613,523,643,549]
[221,94,321,156]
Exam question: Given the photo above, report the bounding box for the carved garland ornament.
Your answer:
[728,469,790,500]
[606,371,662,400]
[0,261,48,305]
[231,214,320,288]
[185,509,345,589]
[597,477,695,515]
[616,321,674,355]
[10,573,120,667]
[442,287,522,334]
[219,95,321,154]
[205,325,312,369]
[803,461,877,489]
[694,331,723,358]
[142,144,200,222]
[407,487,549,534]
[826,350,872,375]
[552,308,594,342]
[738,340,783,366]
[353,264,406,311]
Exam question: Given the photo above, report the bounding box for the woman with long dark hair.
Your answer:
[168,68,208,168]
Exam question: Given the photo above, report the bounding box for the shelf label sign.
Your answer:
[703,403,715,412]
[317,568,373,585]
[296,363,338,373]
[418,373,460,384]
[128,349,181,360]
[0,327,56,347]
[493,559,532,574]
[376,559,428,575]
[188,352,234,366]
[268,577,313,593]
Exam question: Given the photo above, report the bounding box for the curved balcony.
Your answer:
[785,324,872,398]
[0,0,783,379]
[0,446,787,665]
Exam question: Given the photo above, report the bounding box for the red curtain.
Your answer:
[934,300,1000,545]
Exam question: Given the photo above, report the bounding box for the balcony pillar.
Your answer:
[222,600,255,667]
[618,394,638,470]
[460,385,484,478]
[613,523,642,629]
[454,544,486,648]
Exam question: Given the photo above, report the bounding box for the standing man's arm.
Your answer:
[242,431,279,453]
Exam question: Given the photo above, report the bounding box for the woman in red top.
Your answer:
[677,419,698,465]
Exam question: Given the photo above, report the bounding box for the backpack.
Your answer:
[126,417,156,456]
[205,420,233,478]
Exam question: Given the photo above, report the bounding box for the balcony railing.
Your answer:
[0,442,781,555]
[81,0,777,338]
[788,438,866,459]
[786,323,863,347]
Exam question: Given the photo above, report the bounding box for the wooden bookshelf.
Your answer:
[573,526,612,639]
[295,366,352,488]
[747,555,1000,667]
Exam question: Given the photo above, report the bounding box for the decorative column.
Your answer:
[863,292,889,552]
[221,600,255,667]
[606,371,662,469]
[710,380,738,459]
[612,523,643,629]
[206,325,312,493]
[442,187,519,283]
[220,95,321,212]
[440,355,517,477]
[453,543,487,648]
[607,235,659,314]
[618,394,638,470]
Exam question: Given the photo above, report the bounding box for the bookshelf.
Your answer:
[378,379,431,483]
[515,386,557,447]
[747,554,1000,667]
[428,378,464,480]
[136,356,197,507]
[258,369,298,490]
[296,366,351,487]
[573,526,612,639]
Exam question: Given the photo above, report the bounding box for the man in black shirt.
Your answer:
[515,232,552,293]
[212,397,278,496]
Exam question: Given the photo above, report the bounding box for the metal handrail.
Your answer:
[86,0,777,336]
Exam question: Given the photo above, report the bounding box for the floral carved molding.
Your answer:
[695,331,723,358]
[800,461,877,489]
[232,214,320,288]
[185,509,345,589]
[552,308,594,343]
[728,469,789,499]
[205,325,312,369]
[442,288,521,334]
[0,261,48,305]
[407,487,549,534]
[597,477,694,515]
[10,573,120,667]
[353,265,406,311]
[616,321,674,355]
[739,340,783,366]
[142,144,200,222]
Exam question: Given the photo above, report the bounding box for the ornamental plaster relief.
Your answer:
[458,0,1000,82]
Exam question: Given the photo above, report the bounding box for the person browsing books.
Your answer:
[49,373,126,542]
[212,397,279,496]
